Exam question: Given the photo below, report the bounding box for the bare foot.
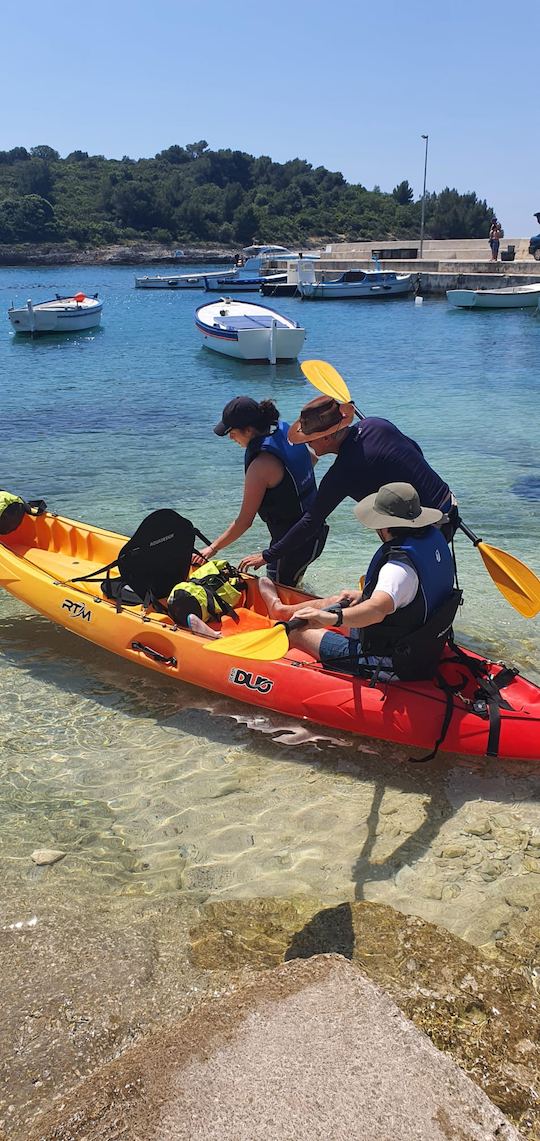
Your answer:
[187,614,221,639]
[258,576,295,620]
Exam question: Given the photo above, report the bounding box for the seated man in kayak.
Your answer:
[238,395,457,577]
[255,482,459,682]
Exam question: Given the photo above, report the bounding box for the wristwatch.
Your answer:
[326,603,344,628]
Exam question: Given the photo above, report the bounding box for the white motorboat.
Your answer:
[447,283,540,309]
[195,298,305,363]
[135,268,237,290]
[298,268,412,300]
[8,292,102,334]
[134,245,313,290]
[202,271,286,293]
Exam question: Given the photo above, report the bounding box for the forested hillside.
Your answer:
[0,142,495,247]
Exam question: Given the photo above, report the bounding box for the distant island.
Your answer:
[0,141,495,251]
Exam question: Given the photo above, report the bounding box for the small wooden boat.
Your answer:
[8,293,102,334]
[447,283,540,309]
[298,269,412,300]
[195,298,305,362]
[1,505,539,761]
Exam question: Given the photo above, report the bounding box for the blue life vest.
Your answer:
[363,528,454,621]
[245,421,317,539]
[360,528,457,677]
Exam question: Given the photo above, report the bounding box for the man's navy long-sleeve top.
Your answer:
[262,418,451,564]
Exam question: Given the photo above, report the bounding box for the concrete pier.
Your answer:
[301,238,540,295]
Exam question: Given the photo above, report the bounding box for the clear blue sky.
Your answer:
[2,0,539,236]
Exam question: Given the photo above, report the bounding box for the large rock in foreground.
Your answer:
[30,955,522,1141]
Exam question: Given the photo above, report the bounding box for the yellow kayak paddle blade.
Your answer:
[205,622,291,661]
[300,360,353,404]
[478,541,540,619]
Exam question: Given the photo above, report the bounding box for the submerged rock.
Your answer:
[189,897,540,1137]
[27,955,523,1141]
[30,849,66,866]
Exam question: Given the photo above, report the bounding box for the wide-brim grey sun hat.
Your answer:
[354,482,443,529]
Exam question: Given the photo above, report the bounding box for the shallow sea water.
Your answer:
[1,265,540,958]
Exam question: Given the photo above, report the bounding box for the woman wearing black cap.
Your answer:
[200,395,328,586]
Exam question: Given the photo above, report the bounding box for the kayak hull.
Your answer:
[1,510,539,761]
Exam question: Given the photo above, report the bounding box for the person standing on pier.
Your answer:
[489,219,503,261]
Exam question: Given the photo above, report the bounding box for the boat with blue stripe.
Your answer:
[195,298,305,362]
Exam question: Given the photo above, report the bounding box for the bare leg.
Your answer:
[258,577,297,621]
[187,614,221,639]
[258,576,342,623]
[288,627,326,658]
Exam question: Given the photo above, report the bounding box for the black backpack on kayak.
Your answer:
[71,509,211,610]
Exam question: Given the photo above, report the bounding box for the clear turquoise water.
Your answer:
[1,264,539,949]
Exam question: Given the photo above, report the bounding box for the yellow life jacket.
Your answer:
[167,559,245,627]
[0,490,47,534]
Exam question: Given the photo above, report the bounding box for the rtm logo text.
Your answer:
[62,599,91,622]
[229,668,273,695]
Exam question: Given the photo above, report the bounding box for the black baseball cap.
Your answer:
[213,396,261,436]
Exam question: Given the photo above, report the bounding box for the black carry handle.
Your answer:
[131,641,177,667]
[27,499,47,516]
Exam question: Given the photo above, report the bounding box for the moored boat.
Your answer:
[8,292,102,334]
[134,245,308,290]
[202,272,287,293]
[195,298,305,362]
[1,505,539,761]
[447,283,540,309]
[298,269,412,300]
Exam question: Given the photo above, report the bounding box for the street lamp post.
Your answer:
[419,133,429,259]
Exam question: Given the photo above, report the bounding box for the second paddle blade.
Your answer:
[204,623,290,661]
[300,359,352,403]
[479,542,540,619]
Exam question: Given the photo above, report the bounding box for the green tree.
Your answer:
[30,145,60,162]
[393,180,413,204]
[185,140,209,160]
[0,194,57,241]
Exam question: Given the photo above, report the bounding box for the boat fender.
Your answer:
[0,491,47,535]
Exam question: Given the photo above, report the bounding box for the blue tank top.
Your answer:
[245,421,317,537]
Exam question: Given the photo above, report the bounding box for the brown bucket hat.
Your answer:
[288,395,355,444]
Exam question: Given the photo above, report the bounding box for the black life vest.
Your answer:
[244,421,316,541]
[361,529,460,681]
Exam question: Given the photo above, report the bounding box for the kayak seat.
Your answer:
[69,509,212,612]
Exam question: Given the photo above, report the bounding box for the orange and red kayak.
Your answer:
[1,509,539,761]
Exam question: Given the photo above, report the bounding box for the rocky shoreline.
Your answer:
[0,242,235,267]
[3,889,539,1139]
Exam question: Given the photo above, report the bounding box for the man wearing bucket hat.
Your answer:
[238,395,456,578]
[257,482,459,682]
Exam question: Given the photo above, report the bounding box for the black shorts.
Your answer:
[266,525,329,588]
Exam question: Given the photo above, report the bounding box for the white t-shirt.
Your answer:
[373,559,419,611]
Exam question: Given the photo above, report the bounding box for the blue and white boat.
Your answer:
[298,268,412,300]
[195,298,305,363]
[135,245,305,291]
[8,292,102,334]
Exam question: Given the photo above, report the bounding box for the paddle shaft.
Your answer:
[283,595,354,637]
[457,519,482,546]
